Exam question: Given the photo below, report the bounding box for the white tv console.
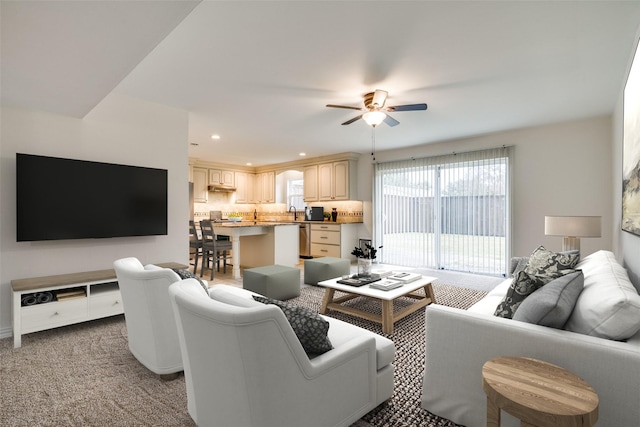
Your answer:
[11,262,185,348]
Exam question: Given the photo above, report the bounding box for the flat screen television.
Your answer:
[16,153,168,242]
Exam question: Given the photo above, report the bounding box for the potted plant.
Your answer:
[351,244,381,278]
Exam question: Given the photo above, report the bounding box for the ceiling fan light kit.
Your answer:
[326,89,427,128]
[363,110,386,127]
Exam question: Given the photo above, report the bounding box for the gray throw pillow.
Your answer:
[513,270,584,329]
[524,246,580,280]
[253,295,333,356]
[494,270,547,319]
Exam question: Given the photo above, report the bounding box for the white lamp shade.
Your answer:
[544,216,602,238]
[363,111,386,127]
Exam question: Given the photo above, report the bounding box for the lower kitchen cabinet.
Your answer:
[310,223,358,259]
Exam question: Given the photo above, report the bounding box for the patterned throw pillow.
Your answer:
[494,270,547,319]
[509,257,530,277]
[524,246,579,280]
[253,295,333,356]
[172,268,208,294]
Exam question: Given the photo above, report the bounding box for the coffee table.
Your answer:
[317,275,437,334]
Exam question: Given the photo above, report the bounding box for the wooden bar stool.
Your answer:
[482,357,598,427]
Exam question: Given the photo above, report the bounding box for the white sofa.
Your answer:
[422,250,640,427]
[169,280,395,427]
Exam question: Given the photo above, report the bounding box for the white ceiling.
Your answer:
[3,1,640,166]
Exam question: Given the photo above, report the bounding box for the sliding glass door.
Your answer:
[373,147,512,276]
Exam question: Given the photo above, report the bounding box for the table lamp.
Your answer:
[544,216,601,252]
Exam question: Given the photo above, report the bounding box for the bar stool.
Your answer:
[189,220,203,274]
[200,220,233,280]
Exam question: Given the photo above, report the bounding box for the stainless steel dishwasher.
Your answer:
[299,223,312,258]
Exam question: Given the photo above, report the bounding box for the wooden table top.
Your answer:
[482,356,599,426]
[11,262,187,292]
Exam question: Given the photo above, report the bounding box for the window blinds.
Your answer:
[373,146,512,276]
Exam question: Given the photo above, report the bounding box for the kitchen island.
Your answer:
[212,222,299,279]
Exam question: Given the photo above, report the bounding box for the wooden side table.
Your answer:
[482,357,598,427]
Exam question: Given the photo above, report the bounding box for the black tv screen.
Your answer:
[16,153,168,242]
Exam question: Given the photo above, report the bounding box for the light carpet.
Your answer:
[0,282,486,427]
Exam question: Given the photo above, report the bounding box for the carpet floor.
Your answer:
[0,282,487,427]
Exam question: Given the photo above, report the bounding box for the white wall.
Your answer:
[614,28,640,288]
[0,93,189,336]
[357,115,613,264]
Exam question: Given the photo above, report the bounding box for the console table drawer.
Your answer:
[89,291,124,319]
[21,299,88,334]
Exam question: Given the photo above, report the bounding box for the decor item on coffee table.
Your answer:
[318,275,437,334]
[243,264,300,300]
[351,243,380,278]
[482,356,598,427]
[169,280,395,427]
[304,256,350,285]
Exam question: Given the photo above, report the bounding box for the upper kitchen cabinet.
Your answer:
[209,169,234,186]
[317,160,357,201]
[303,165,318,202]
[253,171,275,203]
[235,172,253,203]
[193,167,208,203]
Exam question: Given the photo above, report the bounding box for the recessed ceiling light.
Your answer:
[299,152,306,156]
[211,134,221,140]
[246,162,252,166]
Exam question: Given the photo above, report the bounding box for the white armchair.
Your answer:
[113,257,184,379]
[169,280,395,427]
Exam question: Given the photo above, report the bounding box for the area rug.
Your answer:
[0,282,486,427]
[290,283,487,427]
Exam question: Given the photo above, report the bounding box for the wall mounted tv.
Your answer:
[16,153,168,242]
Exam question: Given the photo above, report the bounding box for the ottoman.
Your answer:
[304,257,350,285]
[243,264,301,300]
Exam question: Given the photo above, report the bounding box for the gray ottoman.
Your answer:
[243,264,301,300]
[304,257,350,285]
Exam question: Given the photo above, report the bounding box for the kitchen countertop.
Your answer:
[212,220,362,227]
[212,221,298,227]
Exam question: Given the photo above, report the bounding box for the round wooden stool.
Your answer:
[482,357,598,427]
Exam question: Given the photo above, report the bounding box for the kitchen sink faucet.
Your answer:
[289,205,297,221]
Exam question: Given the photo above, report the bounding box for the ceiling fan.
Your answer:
[326,89,427,127]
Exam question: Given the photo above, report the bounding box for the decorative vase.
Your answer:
[331,208,338,222]
[358,258,372,278]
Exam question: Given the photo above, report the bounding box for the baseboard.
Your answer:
[0,326,13,340]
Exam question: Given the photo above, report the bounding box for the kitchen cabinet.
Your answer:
[193,167,208,203]
[317,160,356,201]
[235,172,253,203]
[209,169,235,186]
[254,171,275,203]
[310,223,358,259]
[303,165,318,201]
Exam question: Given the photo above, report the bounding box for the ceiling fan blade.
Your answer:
[342,115,363,125]
[372,89,388,107]
[326,104,363,111]
[386,103,428,112]
[383,114,400,127]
